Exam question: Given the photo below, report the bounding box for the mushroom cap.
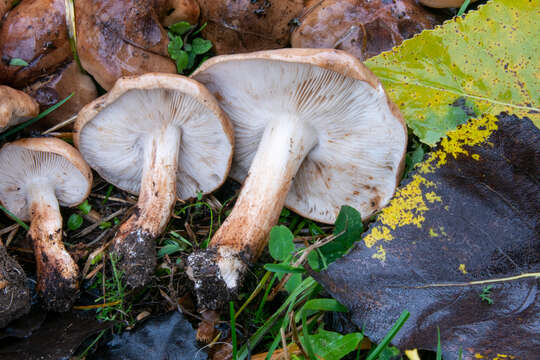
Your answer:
[158,0,200,27]
[75,0,176,90]
[0,138,92,221]
[192,48,407,223]
[198,0,304,55]
[0,0,71,87]
[74,73,234,200]
[291,0,442,61]
[0,86,40,132]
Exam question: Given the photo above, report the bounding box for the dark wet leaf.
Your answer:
[0,308,46,340]
[0,312,108,360]
[315,113,540,359]
[95,311,206,360]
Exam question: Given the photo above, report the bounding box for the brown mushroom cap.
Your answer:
[0,86,40,133]
[420,0,479,8]
[23,61,98,131]
[75,0,177,90]
[193,48,407,223]
[1,0,13,19]
[198,0,304,55]
[0,137,92,221]
[291,0,442,61]
[0,0,71,87]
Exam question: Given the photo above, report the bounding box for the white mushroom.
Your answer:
[188,48,407,309]
[0,138,92,311]
[75,73,234,287]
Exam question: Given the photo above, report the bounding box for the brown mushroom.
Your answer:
[23,61,98,131]
[0,0,71,87]
[75,73,234,287]
[420,0,479,8]
[75,0,177,90]
[291,0,442,61]
[198,0,304,55]
[187,49,407,309]
[0,242,31,328]
[158,0,200,27]
[0,138,92,311]
[1,0,13,19]
[0,86,39,133]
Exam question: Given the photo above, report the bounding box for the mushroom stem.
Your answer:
[27,182,79,311]
[112,125,182,287]
[188,118,317,309]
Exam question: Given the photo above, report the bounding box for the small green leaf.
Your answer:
[269,225,295,261]
[191,38,212,55]
[157,242,182,258]
[169,21,193,35]
[183,43,192,52]
[309,330,363,360]
[284,273,302,294]
[9,58,28,67]
[168,35,189,73]
[264,263,305,274]
[78,200,92,215]
[315,205,363,268]
[67,213,83,230]
[99,222,112,230]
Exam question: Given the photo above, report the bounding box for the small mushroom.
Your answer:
[291,0,442,61]
[0,86,39,133]
[0,242,31,328]
[198,0,304,55]
[158,0,200,27]
[23,61,98,131]
[419,0,479,8]
[0,138,92,311]
[0,0,71,87]
[188,48,407,309]
[75,73,234,287]
[75,0,177,90]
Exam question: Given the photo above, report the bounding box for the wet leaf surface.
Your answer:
[93,311,206,360]
[366,0,540,145]
[315,113,540,359]
[0,311,108,360]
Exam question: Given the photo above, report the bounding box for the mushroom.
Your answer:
[0,86,40,133]
[0,138,92,311]
[23,61,98,131]
[197,0,304,55]
[75,0,177,90]
[75,73,234,287]
[158,0,200,27]
[187,49,407,309]
[1,0,14,19]
[0,0,71,87]
[291,0,442,61]
[419,0,479,8]
[0,242,31,328]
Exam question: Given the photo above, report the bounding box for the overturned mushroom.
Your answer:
[188,49,407,309]
[0,138,92,311]
[75,0,177,90]
[0,0,71,87]
[0,242,31,328]
[75,73,234,287]
[24,61,97,131]
[0,86,39,133]
[198,0,304,55]
[420,0,479,8]
[291,0,442,61]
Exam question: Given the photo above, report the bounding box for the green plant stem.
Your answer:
[235,271,271,319]
[457,0,471,17]
[230,301,237,360]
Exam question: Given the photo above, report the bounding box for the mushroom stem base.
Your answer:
[28,183,79,312]
[187,246,247,310]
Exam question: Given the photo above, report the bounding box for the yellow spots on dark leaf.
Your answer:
[459,263,468,274]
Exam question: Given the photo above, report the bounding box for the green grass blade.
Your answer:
[0,204,29,230]
[365,310,410,360]
[436,327,442,360]
[0,93,73,141]
[457,0,471,17]
[230,301,237,360]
